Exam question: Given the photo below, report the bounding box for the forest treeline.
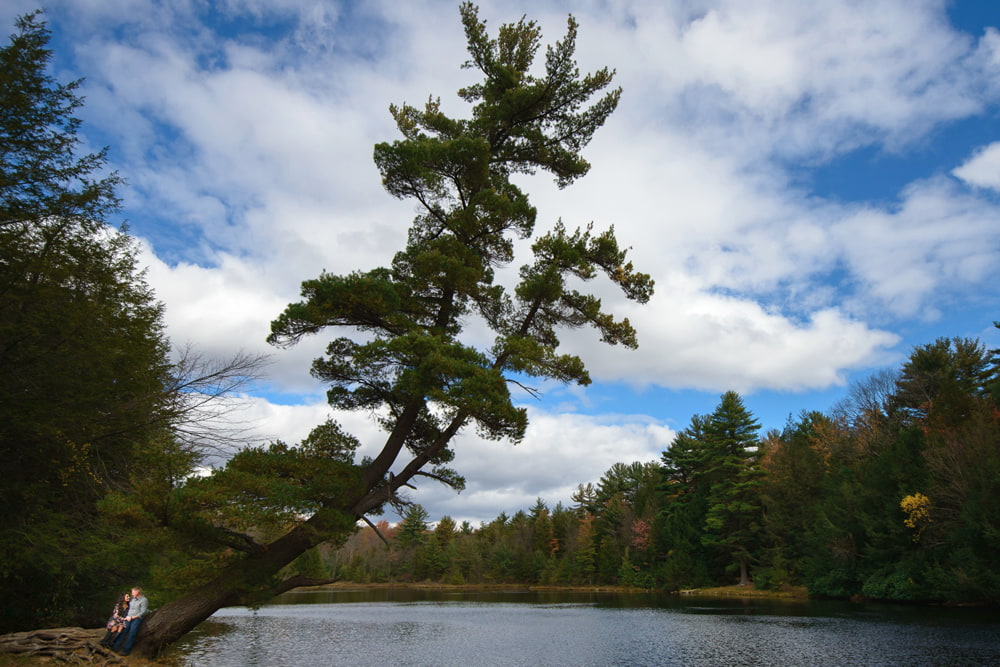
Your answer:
[311,339,1000,604]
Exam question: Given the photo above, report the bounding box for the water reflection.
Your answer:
[171,588,1000,667]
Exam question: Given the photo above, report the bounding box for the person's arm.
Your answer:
[131,597,149,619]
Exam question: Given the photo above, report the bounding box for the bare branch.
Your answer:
[506,376,541,400]
[163,344,272,458]
[361,516,391,547]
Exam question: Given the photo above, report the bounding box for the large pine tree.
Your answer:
[700,391,763,586]
[132,4,651,655]
[657,392,761,588]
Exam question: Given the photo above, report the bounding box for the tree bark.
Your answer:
[134,588,240,658]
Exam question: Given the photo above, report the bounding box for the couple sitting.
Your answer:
[100,586,148,656]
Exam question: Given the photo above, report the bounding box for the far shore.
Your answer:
[295,580,812,600]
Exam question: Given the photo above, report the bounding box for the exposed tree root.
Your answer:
[0,627,128,665]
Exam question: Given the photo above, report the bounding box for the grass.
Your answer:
[678,584,810,599]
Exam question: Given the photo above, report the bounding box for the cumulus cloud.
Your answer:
[75,0,997,396]
[834,176,1000,319]
[399,409,675,526]
[209,398,675,525]
[954,142,1000,191]
[673,0,984,154]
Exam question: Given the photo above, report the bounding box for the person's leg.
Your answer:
[111,621,130,649]
[118,618,143,655]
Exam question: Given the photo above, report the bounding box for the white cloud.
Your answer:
[834,176,1000,319]
[89,0,996,402]
[663,0,985,157]
[565,277,900,393]
[954,142,1000,191]
[399,409,675,525]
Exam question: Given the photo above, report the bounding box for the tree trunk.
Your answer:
[133,587,239,658]
[738,556,751,587]
[134,503,358,657]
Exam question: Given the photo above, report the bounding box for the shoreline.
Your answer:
[305,582,992,607]
[298,580,812,600]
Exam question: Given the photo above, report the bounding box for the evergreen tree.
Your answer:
[660,414,709,495]
[893,337,991,430]
[573,513,597,585]
[700,391,763,586]
[758,413,828,588]
[656,393,762,588]
[529,499,555,558]
[138,5,650,654]
[656,414,712,588]
[0,12,172,632]
[435,515,458,548]
[396,504,431,549]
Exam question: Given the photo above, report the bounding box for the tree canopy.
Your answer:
[0,11,173,632]
[267,4,650,511]
[0,12,268,635]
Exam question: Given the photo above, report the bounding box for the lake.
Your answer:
[170,587,1000,666]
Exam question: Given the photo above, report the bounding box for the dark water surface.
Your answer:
[171,588,1000,666]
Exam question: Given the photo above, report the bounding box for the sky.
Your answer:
[6,0,1000,526]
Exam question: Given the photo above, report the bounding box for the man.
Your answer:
[111,586,149,656]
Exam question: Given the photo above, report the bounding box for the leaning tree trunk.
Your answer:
[133,408,458,657]
[131,399,459,657]
[136,572,342,658]
[132,504,357,658]
[134,588,240,658]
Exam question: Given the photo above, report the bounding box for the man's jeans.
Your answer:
[112,618,142,654]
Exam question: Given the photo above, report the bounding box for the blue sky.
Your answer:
[7,0,999,525]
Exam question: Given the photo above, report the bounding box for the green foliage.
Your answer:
[0,12,173,632]
[289,547,329,581]
[655,392,762,586]
[435,515,458,547]
[757,413,828,587]
[860,564,925,601]
[893,337,991,429]
[181,439,362,533]
[324,341,1000,606]
[396,504,431,550]
[699,393,763,583]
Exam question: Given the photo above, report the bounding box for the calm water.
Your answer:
[171,588,1000,666]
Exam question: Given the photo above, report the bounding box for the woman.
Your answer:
[99,591,130,647]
